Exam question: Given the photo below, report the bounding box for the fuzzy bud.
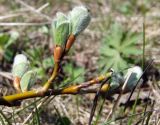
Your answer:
[124,66,143,91]
[69,6,91,36]
[12,54,30,78]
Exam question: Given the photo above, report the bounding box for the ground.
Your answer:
[0,0,160,125]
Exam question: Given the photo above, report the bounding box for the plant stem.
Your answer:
[2,90,41,104]
[42,62,59,92]
[0,88,106,106]
[0,72,112,106]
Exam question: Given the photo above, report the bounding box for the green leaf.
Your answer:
[122,47,142,56]
[69,6,91,36]
[39,26,49,34]
[0,33,10,47]
[53,21,69,47]
[20,70,37,92]
[121,32,141,49]
[32,67,45,79]
[0,32,19,61]
[5,31,19,48]
[100,52,128,72]
[0,33,10,52]
[26,46,44,66]
[56,12,68,27]
[63,63,84,84]
[12,62,30,78]
[3,49,14,61]
[100,46,118,57]
[42,56,54,69]
[118,1,134,15]
[106,24,123,49]
[99,23,141,71]
[115,55,127,70]
[51,12,70,47]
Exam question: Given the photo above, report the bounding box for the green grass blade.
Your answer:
[127,88,141,125]
[8,98,42,120]
[34,102,41,125]
[142,17,146,70]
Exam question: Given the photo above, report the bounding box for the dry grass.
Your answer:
[0,0,160,125]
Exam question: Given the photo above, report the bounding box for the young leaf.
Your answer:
[5,31,19,48]
[53,21,70,48]
[124,66,143,91]
[12,54,30,78]
[51,12,70,48]
[0,33,10,49]
[69,6,91,36]
[12,62,30,78]
[20,70,37,92]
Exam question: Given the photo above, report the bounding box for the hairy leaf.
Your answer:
[20,70,37,92]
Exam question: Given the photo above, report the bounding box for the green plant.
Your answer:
[0,31,19,61]
[25,46,54,80]
[117,1,135,15]
[63,62,85,85]
[0,5,147,125]
[113,0,150,16]
[99,23,142,72]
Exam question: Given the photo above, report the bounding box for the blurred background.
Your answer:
[0,0,160,124]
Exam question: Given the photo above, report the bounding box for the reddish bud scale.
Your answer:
[65,34,75,51]
[53,46,63,63]
[13,76,21,92]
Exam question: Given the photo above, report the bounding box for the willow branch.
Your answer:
[0,72,112,106]
[0,87,110,106]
